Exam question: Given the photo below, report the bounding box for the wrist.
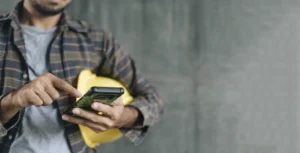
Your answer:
[0,91,21,124]
[4,91,20,111]
[119,106,138,128]
[9,91,22,110]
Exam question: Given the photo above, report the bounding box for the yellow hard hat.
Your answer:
[76,69,134,148]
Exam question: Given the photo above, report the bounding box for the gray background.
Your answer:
[1,0,299,153]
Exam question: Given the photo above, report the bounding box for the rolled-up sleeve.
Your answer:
[0,123,7,137]
[95,31,164,145]
[0,93,21,138]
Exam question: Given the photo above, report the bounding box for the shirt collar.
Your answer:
[1,1,89,33]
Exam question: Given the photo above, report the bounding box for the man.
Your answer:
[0,0,163,153]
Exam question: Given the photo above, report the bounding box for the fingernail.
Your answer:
[62,115,69,121]
[73,108,80,115]
[92,103,99,109]
[76,91,82,97]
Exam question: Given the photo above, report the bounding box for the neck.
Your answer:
[20,1,61,30]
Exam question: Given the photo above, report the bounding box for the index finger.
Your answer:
[50,75,82,98]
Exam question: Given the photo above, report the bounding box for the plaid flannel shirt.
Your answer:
[0,2,163,153]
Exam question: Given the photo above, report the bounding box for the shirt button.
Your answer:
[8,135,12,140]
[23,73,28,80]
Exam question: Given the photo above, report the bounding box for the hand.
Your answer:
[11,73,82,109]
[0,73,82,124]
[62,97,138,133]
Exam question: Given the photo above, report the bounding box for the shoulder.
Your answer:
[66,15,117,47]
[66,16,108,39]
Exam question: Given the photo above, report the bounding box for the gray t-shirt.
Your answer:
[8,25,72,153]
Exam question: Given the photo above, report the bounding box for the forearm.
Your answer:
[95,30,163,144]
[0,92,20,125]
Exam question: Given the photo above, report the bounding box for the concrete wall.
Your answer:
[1,0,300,153]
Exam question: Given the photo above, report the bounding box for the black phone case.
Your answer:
[64,87,124,116]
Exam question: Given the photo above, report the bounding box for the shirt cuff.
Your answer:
[0,121,7,137]
[0,111,21,137]
[119,99,155,145]
[119,126,149,146]
[127,100,155,127]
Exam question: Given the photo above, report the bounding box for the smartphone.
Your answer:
[64,86,124,116]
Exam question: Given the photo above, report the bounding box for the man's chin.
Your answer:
[32,1,68,16]
[35,7,65,16]
[47,0,65,3]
